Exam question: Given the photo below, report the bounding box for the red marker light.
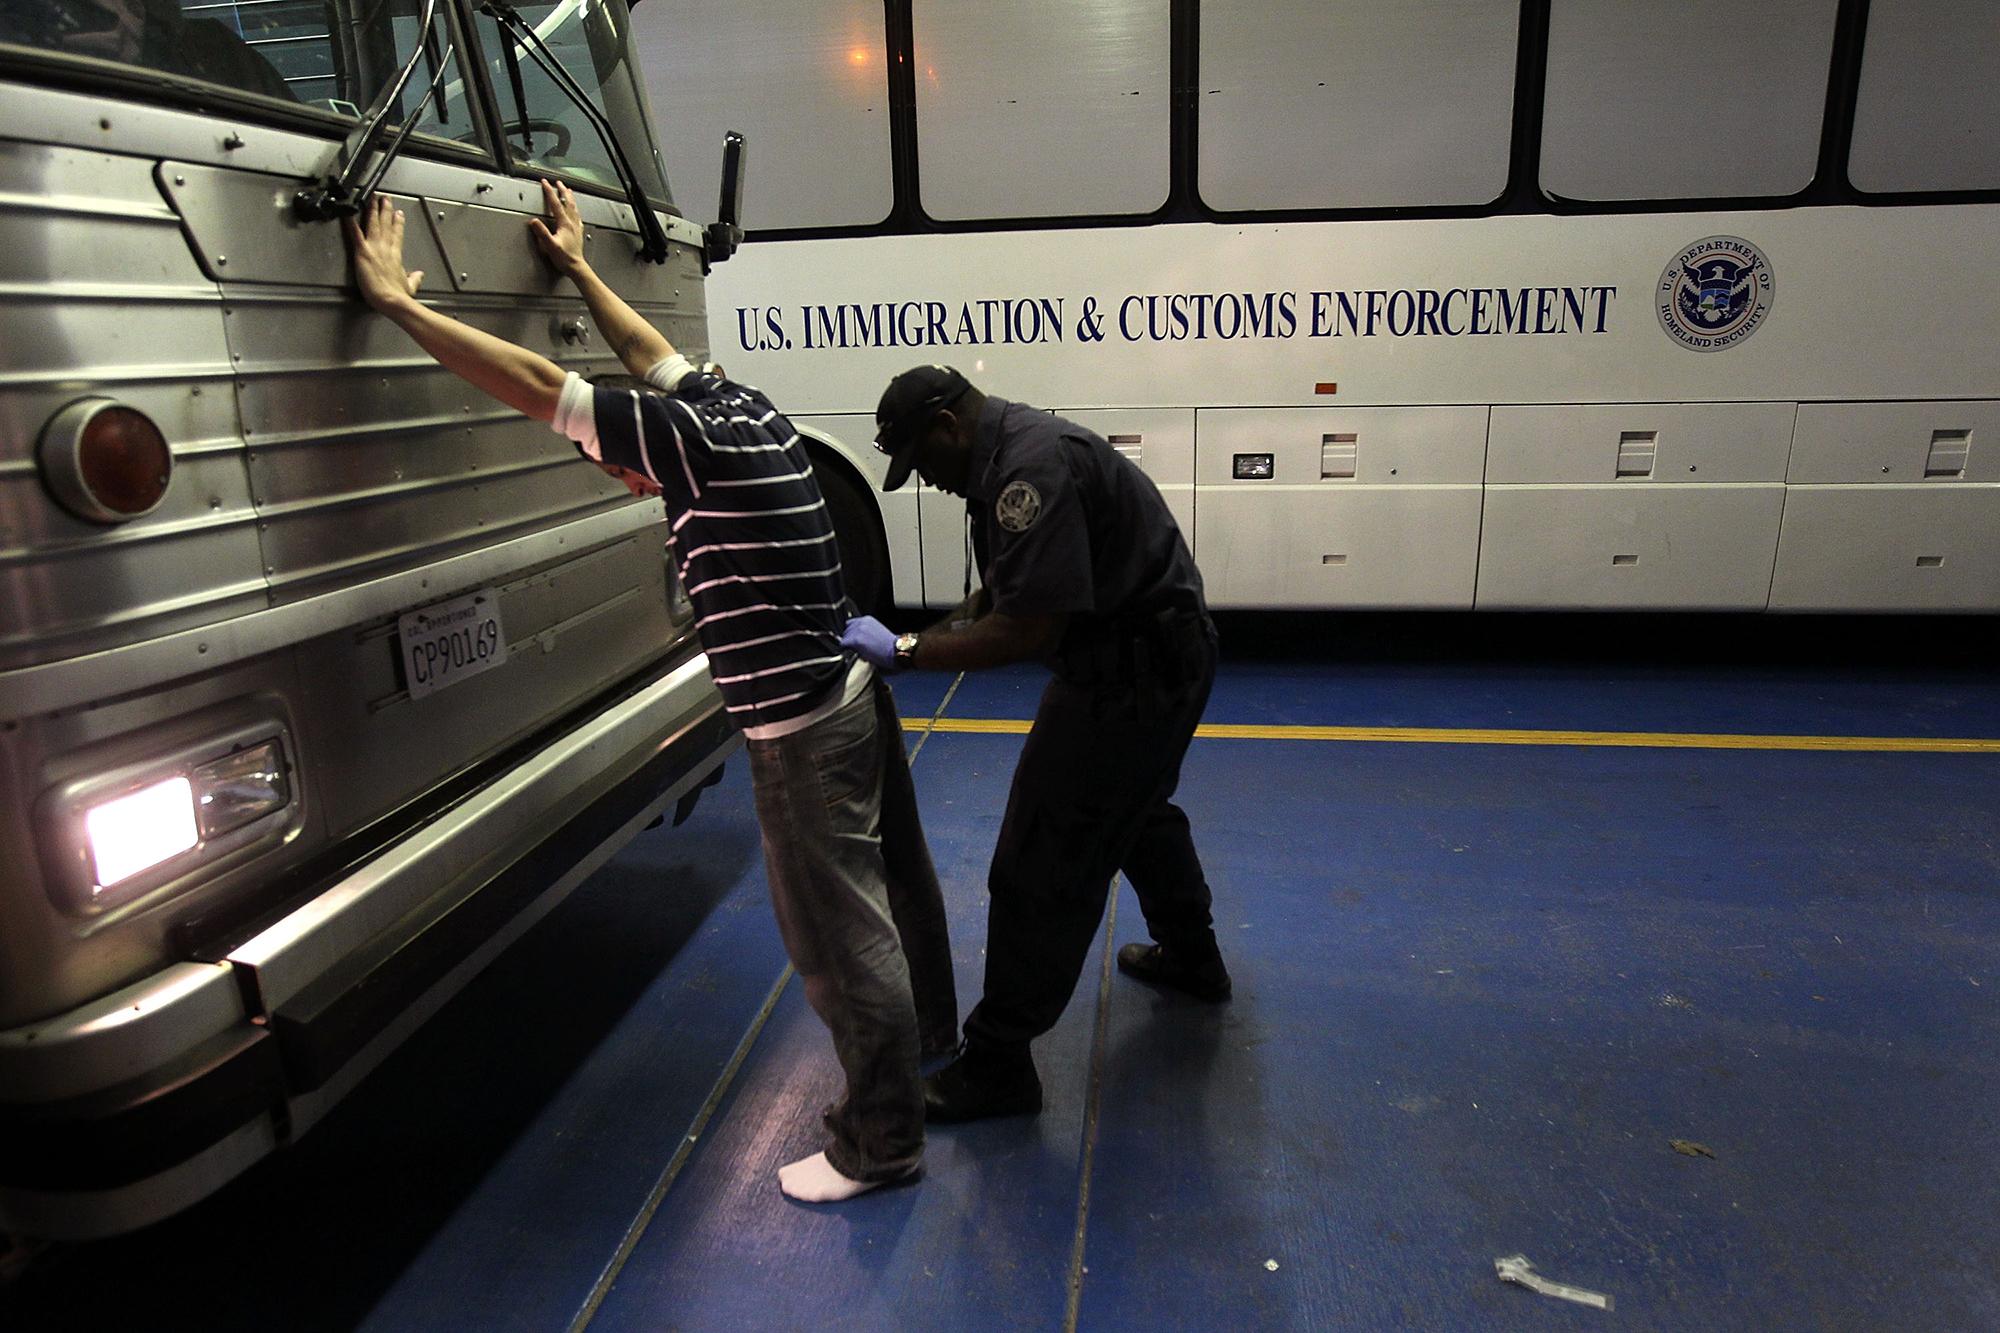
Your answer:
[38,399,174,524]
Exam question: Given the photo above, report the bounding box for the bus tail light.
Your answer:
[37,398,174,524]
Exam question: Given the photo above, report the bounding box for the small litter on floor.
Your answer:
[1264,1259,1279,1272]
[1671,1139,1718,1159]
[1494,1254,1614,1311]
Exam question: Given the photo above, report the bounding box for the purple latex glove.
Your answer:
[841,614,900,671]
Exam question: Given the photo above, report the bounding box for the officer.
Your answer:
[842,365,1230,1123]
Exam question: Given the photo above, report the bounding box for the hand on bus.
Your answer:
[343,195,425,314]
[528,179,588,279]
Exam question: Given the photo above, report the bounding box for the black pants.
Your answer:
[963,632,1219,1053]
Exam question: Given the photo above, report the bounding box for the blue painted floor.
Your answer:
[5,615,1998,1331]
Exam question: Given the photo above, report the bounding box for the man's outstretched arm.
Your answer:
[345,195,567,421]
[528,179,676,376]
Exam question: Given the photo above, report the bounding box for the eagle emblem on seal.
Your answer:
[996,480,1042,533]
[1656,235,1774,352]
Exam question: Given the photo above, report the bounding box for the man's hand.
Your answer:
[340,190,567,421]
[343,194,425,315]
[537,178,675,373]
[841,615,901,671]
[528,179,588,279]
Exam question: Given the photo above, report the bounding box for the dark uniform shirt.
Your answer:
[966,396,1205,663]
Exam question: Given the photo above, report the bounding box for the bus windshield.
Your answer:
[474,0,671,202]
[0,0,673,204]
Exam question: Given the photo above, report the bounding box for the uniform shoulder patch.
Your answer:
[996,479,1043,533]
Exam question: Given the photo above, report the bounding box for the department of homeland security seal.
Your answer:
[996,480,1042,532]
[1657,236,1774,352]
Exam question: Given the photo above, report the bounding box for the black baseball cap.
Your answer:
[873,364,968,492]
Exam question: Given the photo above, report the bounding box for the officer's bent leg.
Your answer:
[1121,650,1220,954]
[1122,799,1218,954]
[966,667,1214,1051]
[964,678,1127,1053]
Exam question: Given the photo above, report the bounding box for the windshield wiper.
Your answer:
[295,0,455,220]
[476,0,672,264]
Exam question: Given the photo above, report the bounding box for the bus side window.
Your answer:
[1198,0,1518,212]
[1540,0,1840,203]
[911,0,1170,222]
[631,0,891,231]
[1849,0,2000,194]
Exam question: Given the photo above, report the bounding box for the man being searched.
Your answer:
[841,366,1229,1124]
[345,186,955,1202]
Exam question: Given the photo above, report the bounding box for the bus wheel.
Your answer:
[814,458,889,616]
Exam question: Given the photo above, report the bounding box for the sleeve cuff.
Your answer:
[643,354,696,391]
[551,372,600,460]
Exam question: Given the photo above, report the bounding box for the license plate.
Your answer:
[397,589,508,700]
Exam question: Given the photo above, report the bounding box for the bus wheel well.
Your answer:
[801,438,892,616]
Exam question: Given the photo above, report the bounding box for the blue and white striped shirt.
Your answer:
[553,357,852,736]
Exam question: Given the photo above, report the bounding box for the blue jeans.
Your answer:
[746,675,956,1181]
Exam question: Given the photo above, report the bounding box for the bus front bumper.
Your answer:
[0,654,737,1241]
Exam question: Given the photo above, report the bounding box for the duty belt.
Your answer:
[1052,606,1213,687]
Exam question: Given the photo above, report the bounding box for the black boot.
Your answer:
[922,1043,1042,1123]
[1116,941,1232,1002]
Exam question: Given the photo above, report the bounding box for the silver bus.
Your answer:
[0,0,748,1239]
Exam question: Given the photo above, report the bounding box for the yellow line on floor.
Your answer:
[900,717,2000,754]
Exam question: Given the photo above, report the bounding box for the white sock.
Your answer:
[777,1151,907,1204]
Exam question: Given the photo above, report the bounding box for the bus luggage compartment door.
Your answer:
[1771,401,2000,612]
[1478,403,1794,611]
[1194,406,1486,610]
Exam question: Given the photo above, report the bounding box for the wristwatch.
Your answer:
[893,632,920,669]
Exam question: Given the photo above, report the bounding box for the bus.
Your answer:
[632,0,1999,616]
[0,0,746,1239]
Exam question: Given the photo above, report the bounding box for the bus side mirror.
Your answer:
[703,130,745,270]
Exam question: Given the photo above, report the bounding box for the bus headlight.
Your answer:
[193,741,291,840]
[85,777,200,889]
[44,726,299,914]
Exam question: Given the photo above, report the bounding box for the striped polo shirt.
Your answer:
[551,357,855,737]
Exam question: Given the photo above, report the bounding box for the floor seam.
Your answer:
[568,965,793,1332]
[1063,884,1120,1333]
[907,673,966,765]
[572,669,967,1330]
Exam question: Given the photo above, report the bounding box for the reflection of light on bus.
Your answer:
[638,0,2000,618]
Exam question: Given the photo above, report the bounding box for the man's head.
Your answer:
[873,365,979,496]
